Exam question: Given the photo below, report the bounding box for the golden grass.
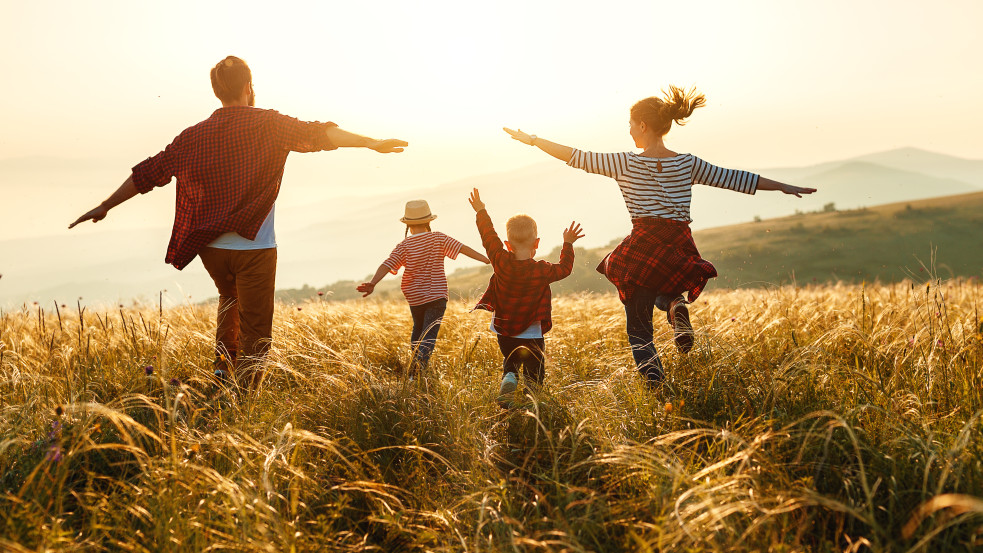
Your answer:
[2,280,983,551]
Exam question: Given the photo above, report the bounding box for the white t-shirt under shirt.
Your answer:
[489,320,543,339]
[382,231,463,306]
[207,206,277,250]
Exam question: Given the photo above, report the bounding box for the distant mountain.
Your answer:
[796,160,979,204]
[854,147,983,187]
[753,147,983,189]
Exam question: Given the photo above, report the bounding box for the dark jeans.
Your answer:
[624,287,683,383]
[408,298,447,374]
[497,336,546,385]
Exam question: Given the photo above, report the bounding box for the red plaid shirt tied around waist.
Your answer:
[473,210,574,337]
[131,106,337,269]
[598,217,717,303]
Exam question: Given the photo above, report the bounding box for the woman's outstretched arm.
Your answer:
[756,177,817,198]
[503,127,574,162]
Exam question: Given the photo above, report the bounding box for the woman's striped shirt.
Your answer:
[382,231,463,306]
[567,150,759,222]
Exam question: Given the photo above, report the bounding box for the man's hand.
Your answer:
[781,183,817,198]
[69,204,109,229]
[469,188,485,212]
[356,282,375,297]
[562,221,585,244]
[370,139,408,154]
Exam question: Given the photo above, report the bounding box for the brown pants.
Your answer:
[198,247,277,387]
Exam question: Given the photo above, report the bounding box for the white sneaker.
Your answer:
[497,372,518,407]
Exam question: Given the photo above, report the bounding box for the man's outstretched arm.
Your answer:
[324,127,408,153]
[69,175,139,229]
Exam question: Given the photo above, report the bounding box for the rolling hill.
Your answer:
[279,191,983,303]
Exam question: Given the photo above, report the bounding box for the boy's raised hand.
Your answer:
[468,188,485,212]
[562,221,585,244]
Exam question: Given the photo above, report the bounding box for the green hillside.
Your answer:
[701,190,983,288]
[278,191,983,302]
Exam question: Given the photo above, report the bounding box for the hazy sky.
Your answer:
[1,0,982,306]
[3,0,981,188]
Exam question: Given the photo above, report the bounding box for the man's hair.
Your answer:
[506,214,537,245]
[210,56,252,103]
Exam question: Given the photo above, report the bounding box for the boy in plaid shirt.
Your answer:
[468,189,584,406]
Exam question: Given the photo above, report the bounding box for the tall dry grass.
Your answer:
[1,279,982,552]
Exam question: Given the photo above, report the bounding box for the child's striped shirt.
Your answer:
[383,231,463,306]
[568,150,759,222]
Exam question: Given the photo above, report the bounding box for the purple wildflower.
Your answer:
[46,445,63,463]
[144,365,154,376]
[169,378,181,387]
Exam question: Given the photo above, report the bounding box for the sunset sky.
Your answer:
[3,0,981,184]
[1,0,982,306]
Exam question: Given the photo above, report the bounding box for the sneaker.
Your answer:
[668,298,694,353]
[213,368,230,385]
[497,372,518,408]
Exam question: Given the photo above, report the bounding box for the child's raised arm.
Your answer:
[562,221,585,245]
[460,245,490,264]
[357,264,391,297]
[468,188,485,213]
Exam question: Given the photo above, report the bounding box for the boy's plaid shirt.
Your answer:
[131,106,337,269]
[473,209,574,337]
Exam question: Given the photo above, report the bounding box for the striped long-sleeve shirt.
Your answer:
[382,231,463,306]
[567,150,759,222]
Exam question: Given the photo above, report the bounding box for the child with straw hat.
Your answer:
[358,200,489,376]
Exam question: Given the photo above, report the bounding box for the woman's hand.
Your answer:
[781,183,817,197]
[503,127,535,146]
[757,177,817,198]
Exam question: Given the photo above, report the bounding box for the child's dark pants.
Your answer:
[624,287,684,383]
[497,336,546,385]
[408,298,447,374]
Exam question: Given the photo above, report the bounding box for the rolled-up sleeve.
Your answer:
[131,141,179,194]
[273,112,339,153]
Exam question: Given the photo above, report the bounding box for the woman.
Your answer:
[504,86,815,385]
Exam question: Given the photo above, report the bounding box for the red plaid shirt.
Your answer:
[598,217,717,303]
[473,209,574,337]
[131,106,337,269]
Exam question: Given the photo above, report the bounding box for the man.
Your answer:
[69,56,407,390]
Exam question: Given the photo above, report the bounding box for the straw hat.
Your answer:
[400,200,437,224]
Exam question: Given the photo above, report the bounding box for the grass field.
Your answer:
[2,280,983,551]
